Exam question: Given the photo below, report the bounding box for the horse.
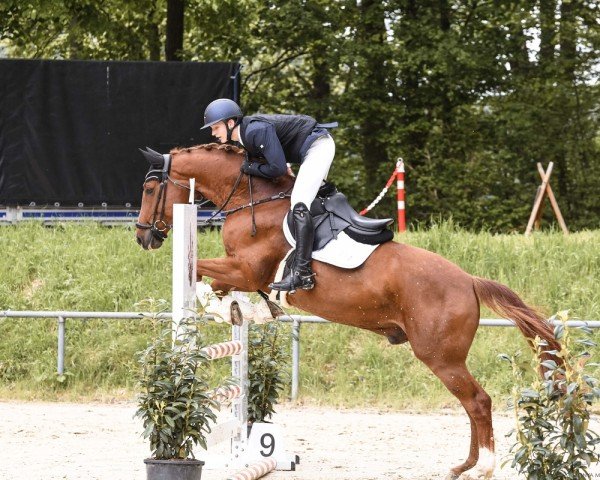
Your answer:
[135,143,559,480]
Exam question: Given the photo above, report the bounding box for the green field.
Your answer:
[0,222,598,409]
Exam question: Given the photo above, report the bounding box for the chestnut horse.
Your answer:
[135,143,559,480]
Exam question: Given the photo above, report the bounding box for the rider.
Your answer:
[201,98,337,293]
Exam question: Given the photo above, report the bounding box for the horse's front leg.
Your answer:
[195,265,236,297]
[197,256,264,292]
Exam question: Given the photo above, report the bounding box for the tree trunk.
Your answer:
[147,2,161,61]
[438,0,452,128]
[506,8,530,75]
[311,54,331,121]
[439,0,450,31]
[559,0,576,83]
[539,0,556,69]
[556,0,578,201]
[357,0,390,189]
[67,16,83,59]
[402,0,426,156]
[166,0,184,61]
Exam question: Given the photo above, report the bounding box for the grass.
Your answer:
[0,221,598,409]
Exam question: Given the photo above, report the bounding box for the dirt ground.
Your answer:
[1,401,598,480]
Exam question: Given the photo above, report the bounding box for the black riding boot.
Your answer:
[269,203,315,293]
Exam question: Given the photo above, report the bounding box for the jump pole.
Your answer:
[396,159,406,232]
[227,458,277,480]
[172,202,248,461]
[172,203,198,341]
[172,203,297,477]
[359,158,406,232]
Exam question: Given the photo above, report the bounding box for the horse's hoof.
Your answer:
[230,301,244,326]
[456,470,493,480]
[265,299,285,318]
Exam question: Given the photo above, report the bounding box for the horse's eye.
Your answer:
[145,187,154,195]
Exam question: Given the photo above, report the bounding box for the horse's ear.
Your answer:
[138,147,164,167]
[145,146,163,157]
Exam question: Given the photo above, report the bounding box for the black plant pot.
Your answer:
[144,458,204,480]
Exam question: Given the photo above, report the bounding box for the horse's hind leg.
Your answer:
[430,361,495,480]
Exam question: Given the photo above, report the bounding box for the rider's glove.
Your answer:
[241,159,270,178]
[240,158,253,174]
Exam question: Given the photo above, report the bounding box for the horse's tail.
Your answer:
[472,276,561,372]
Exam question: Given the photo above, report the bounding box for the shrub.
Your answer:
[500,312,600,479]
[135,300,217,459]
[247,321,289,424]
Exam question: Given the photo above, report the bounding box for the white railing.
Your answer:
[1,309,598,401]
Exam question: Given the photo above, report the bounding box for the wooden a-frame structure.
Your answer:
[525,162,569,236]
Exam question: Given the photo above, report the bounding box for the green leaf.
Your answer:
[567,382,579,395]
[521,389,540,398]
[554,324,565,340]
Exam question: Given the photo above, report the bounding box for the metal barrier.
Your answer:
[1,309,598,400]
[0,206,224,226]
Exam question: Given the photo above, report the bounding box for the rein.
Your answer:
[198,155,292,232]
[199,170,244,226]
[222,189,291,217]
[137,153,291,240]
[200,174,292,233]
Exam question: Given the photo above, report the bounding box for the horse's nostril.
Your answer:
[136,236,142,246]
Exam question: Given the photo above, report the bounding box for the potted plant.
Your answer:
[136,304,217,480]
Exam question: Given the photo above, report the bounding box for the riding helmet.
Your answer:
[201,99,243,129]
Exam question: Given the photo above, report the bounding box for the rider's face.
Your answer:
[210,119,237,143]
[210,122,227,143]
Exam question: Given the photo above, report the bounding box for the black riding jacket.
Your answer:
[238,114,331,179]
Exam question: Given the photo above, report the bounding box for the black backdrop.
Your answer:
[0,59,240,206]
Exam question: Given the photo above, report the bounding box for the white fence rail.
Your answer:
[1,310,598,401]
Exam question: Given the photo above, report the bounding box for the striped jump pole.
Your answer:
[201,340,244,359]
[227,458,277,480]
[396,159,406,232]
[211,384,243,404]
[360,158,407,232]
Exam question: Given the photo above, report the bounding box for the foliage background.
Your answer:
[1,0,598,231]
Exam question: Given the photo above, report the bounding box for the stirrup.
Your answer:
[269,271,315,293]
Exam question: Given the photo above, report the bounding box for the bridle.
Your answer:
[135,154,207,242]
[136,152,291,242]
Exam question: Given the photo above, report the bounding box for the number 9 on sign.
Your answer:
[260,433,275,457]
[247,422,298,470]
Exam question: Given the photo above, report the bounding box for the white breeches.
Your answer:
[290,134,335,208]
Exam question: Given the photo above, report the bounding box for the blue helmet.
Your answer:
[201,99,243,129]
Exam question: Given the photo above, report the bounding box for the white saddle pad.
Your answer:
[282,217,379,269]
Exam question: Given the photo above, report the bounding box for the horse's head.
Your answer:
[135,143,247,250]
[135,147,188,250]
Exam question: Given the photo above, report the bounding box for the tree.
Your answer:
[166,0,183,61]
[1,0,598,230]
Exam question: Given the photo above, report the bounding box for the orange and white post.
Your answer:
[396,160,406,232]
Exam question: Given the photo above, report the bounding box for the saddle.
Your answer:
[286,182,394,250]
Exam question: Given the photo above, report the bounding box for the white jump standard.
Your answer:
[172,203,298,477]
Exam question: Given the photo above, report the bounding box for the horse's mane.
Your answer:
[168,142,293,190]
[170,143,244,156]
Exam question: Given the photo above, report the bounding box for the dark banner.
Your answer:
[0,59,240,206]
